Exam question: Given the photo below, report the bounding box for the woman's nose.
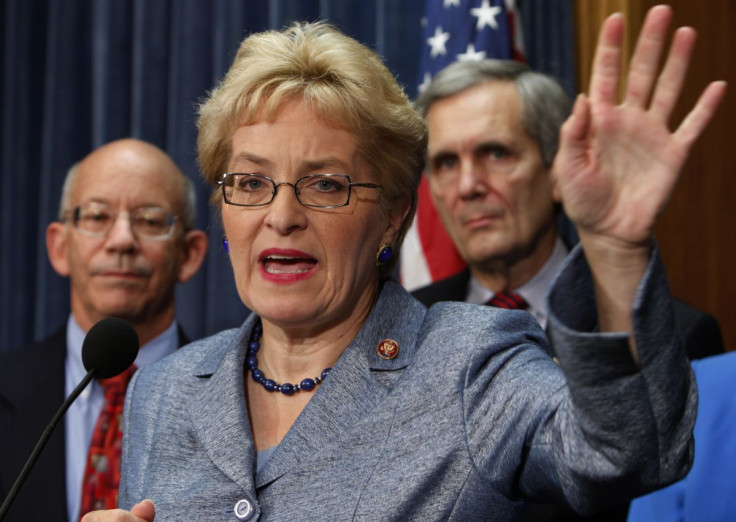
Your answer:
[263,183,308,234]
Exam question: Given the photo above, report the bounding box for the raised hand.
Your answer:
[551,5,726,340]
[554,5,726,247]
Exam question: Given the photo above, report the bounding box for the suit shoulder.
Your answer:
[0,328,66,397]
[0,327,65,363]
[411,270,469,307]
[419,301,548,357]
[672,298,724,359]
[672,298,718,325]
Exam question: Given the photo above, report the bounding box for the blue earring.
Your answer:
[375,243,394,267]
[223,236,230,253]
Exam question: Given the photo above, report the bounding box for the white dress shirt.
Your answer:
[466,236,569,329]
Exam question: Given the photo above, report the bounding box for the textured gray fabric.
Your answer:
[119,245,696,520]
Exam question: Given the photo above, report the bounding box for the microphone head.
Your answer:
[82,318,139,378]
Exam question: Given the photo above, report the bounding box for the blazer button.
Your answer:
[234,498,255,520]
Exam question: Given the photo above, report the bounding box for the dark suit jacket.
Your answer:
[412,267,724,522]
[0,324,190,522]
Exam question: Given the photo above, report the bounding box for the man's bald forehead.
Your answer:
[80,139,181,174]
[72,139,187,211]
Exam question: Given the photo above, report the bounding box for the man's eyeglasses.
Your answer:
[64,203,180,240]
[218,173,382,209]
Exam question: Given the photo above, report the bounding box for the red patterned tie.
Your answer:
[486,292,528,310]
[80,364,137,516]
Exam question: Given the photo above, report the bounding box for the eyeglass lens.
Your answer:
[221,174,352,208]
[71,203,176,239]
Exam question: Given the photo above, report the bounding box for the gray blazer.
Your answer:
[120,246,696,520]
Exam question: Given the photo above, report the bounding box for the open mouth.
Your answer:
[262,255,317,274]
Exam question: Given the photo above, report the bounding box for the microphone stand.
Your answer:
[0,368,98,520]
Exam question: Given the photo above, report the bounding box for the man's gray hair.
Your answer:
[415,59,571,167]
[57,163,198,231]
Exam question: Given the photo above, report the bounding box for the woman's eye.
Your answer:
[305,176,347,192]
[237,176,266,191]
[315,179,339,191]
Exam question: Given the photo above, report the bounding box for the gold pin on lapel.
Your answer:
[377,339,399,360]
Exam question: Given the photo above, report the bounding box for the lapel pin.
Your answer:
[377,339,399,360]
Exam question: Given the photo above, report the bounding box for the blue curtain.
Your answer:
[0,0,574,353]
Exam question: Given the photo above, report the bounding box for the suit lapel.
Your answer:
[188,319,258,496]
[256,281,426,487]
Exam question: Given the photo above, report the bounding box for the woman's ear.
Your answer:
[381,195,412,245]
[177,230,209,283]
[46,222,71,277]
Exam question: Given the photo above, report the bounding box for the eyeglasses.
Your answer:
[64,203,180,240]
[218,173,383,209]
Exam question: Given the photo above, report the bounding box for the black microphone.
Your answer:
[82,317,140,377]
[0,318,139,520]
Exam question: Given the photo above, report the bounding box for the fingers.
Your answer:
[79,500,156,522]
[561,94,591,147]
[554,93,591,195]
[589,12,625,106]
[81,509,135,521]
[130,499,156,522]
[674,81,728,149]
[624,5,673,109]
[592,5,702,123]
[648,27,697,123]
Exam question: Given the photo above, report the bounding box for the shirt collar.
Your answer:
[466,236,569,328]
[66,314,179,385]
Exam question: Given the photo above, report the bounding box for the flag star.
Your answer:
[427,26,451,57]
[443,0,461,7]
[457,43,487,62]
[471,0,502,31]
[418,72,432,94]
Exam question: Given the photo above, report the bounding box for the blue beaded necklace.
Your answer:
[246,320,332,396]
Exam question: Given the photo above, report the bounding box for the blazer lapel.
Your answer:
[188,318,258,496]
[256,281,426,487]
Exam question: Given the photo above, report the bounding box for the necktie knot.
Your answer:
[486,292,528,310]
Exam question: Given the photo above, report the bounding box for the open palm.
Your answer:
[554,6,726,246]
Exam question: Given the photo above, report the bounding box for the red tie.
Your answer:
[80,364,137,516]
[486,292,528,310]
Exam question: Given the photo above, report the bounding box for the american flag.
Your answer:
[399,0,525,291]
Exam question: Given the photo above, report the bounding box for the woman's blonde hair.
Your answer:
[197,21,427,277]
